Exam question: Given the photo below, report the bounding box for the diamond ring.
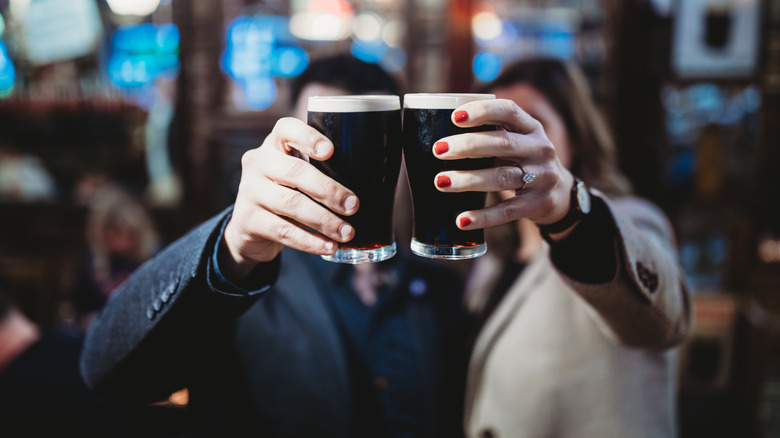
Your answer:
[518,164,536,190]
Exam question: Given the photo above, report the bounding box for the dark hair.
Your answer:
[288,54,401,108]
[481,57,632,196]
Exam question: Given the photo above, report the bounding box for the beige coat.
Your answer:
[464,195,692,438]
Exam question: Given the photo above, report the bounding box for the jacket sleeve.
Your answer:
[79,207,279,404]
[550,192,693,350]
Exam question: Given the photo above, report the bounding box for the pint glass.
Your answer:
[402,93,496,260]
[307,95,402,264]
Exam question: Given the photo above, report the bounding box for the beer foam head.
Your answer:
[308,95,400,112]
[403,93,496,109]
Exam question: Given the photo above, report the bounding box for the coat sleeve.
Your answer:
[551,193,693,350]
[79,207,278,404]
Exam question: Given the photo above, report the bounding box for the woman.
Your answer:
[431,58,692,437]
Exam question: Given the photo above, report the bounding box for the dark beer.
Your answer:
[402,93,496,259]
[308,95,402,263]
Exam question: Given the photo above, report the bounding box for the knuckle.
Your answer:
[279,190,303,211]
[459,134,476,155]
[241,149,258,167]
[497,167,520,189]
[540,139,556,159]
[276,223,296,243]
[498,130,515,153]
[501,203,523,223]
[503,99,521,115]
[274,117,294,131]
[317,209,336,229]
[282,158,306,180]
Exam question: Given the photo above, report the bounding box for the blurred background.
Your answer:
[0,0,778,436]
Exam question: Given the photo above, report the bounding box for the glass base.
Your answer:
[321,242,397,264]
[410,239,486,260]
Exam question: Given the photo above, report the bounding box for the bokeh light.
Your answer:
[289,0,354,42]
[243,76,278,112]
[272,46,309,77]
[473,11,503,42]
[351,38,387,64]
[108,23,180,89]
[353,12,383,42]
[473,51,502,82]
[106,0,161,17]
[0,40,16,96]
[382,19,405,47]
[222,15,308,111]
[380,46,406,73]
[759,238,780,264]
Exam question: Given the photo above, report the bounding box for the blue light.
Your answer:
[537,23,574,59]
[222,15,279,80]
[242,76,277,111]
[108,23,180,90]
[221,15,308,111]
[473,52,502,82]
[350,39,387,64]
[156,23,180,52]
[0,40,16,94]
[272,46,309,77]
[380,46,406,73]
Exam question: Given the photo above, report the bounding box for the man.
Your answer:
[80,55,469,438]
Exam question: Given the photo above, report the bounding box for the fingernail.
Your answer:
[434,141,449,155]
[454,111,469,123]
[340,224,353,241]
[343,195,358,212]
[436,175,451,188]
[314,141,329,158]
[459,217,472,228]
[324,241,336,253]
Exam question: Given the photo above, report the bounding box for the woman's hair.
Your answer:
[480,57,632,197]
[85,185,160,282]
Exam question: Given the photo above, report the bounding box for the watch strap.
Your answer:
[537,178,588,235]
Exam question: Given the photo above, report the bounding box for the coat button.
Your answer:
[161,284,175,303]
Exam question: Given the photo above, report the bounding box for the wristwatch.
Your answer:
[538,178,591,235]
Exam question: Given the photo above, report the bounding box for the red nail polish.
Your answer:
[434,141,449,155]
[454,111,469,123]
[436,175,451,188]
[459,217,472,228]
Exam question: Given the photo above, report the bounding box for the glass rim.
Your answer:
[307,95,400,112]
[403,93,496,109]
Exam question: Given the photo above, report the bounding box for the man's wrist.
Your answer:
[210,216,274,295]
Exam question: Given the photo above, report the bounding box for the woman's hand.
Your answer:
[220,117,358,280]
[432,98,575,230]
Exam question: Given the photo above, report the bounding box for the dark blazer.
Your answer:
[80,209,468,437]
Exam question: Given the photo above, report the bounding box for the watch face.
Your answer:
[577,181,591,214]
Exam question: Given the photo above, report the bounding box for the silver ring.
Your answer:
[518,164,536,190]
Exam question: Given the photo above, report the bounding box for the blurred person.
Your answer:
[74,183,161,330]
[452,58,692,438]
[80,54,470,438]
[0,283,185,437]
[0,286,120,437]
